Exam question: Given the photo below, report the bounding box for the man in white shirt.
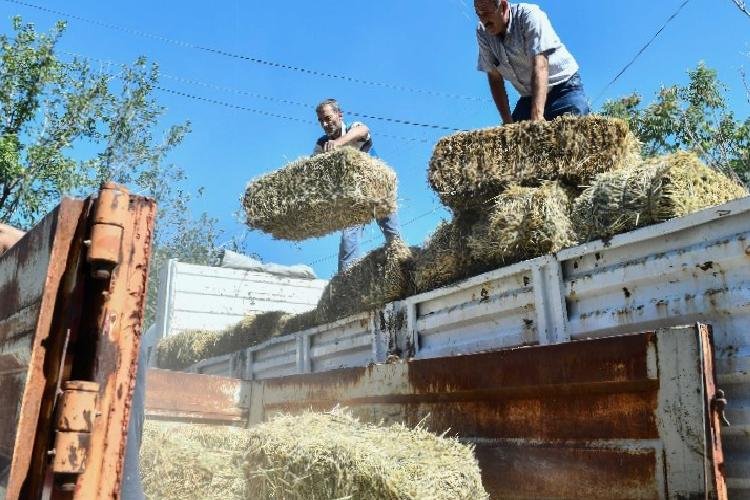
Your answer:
[474,0,590,123]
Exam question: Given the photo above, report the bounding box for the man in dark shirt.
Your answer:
[313,99,400,272]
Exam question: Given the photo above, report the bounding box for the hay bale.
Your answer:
[413,218,471,293]
[317,238,414,323]
[244,148,398,240]
[140,421,251,499]
[429,115,641,211]
[469,182,577,265]
[573,151,749,242]
[245,409,488,500]
[156,311,293,370]
[281,309,320,335]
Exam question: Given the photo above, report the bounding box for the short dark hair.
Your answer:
[315,98,341,114]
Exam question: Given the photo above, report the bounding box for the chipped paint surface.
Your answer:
[145,369,248,425]
[0,190,155,499]
[248,328,719,498]
[0,200,84,499]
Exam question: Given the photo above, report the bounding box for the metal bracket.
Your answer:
[87,182,129,280]
[712,389,731,427]
[51,381,99,474]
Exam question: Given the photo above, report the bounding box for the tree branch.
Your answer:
[742,67,750,104]
[731,0,750,17]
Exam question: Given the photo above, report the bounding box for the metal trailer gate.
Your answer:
[0,184,155,499]
[146,325,727,499]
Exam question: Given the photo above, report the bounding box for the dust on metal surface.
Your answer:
[145,369,248,425]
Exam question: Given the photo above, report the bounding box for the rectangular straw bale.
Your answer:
[413,211,489,293]
[572,151,749,242]
[244,147,398,241]
[281,309,320,335]
[244,409,488,500]
[317,238,414,323]
[429,115,641,211]
[140,421,251,500]
[414,219,469,293]
[156,311,292,370]
[468,181,578,266]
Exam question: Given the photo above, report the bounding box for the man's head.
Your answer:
[474,0,510,36]
[316,99,344,139]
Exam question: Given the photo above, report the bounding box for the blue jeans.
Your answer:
[512,73,590,122]
[339,212,400,272]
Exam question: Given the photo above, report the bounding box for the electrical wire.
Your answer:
[3,0,490,102]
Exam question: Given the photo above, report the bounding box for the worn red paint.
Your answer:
[146,369,247,425]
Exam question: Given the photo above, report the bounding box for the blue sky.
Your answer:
[2,0,749,278]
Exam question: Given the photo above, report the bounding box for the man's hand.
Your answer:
[323,138,343,152]
[531,53,549,121]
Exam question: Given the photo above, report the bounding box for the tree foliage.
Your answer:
[601,63,750,183]
[0,18,219,326]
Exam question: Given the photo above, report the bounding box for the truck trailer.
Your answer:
[2,187,750,498]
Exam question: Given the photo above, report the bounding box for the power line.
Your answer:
[593,0,692,106]
[4,0,490,103]
[153,86,435,143]
[61,51,462,133]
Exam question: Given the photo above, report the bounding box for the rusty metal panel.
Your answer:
[0,187,155,500]
[145,369,248,425]
[0,199,86,499]
[244,327,721,499]
[74,194,155,499]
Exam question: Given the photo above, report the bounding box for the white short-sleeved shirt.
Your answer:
[476,3,579,97]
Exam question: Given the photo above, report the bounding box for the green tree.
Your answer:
[0,17,219,326]
[601,63,750,183]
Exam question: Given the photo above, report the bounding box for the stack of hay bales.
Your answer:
[156,311,293,371]
[428,115,641,211]
[317,238,415,323]
[573,151,748,242]
[140,411,487,500]
[416,116,639,293]
[244,147,398,240]
[245,409,488,500]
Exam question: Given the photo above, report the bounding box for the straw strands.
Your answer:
[140,421,251,499]
[244,409,488,500]
[156,311,293,370]
[573,151,748,241]
[317,238,414,323]
[429,116,641,211]
[469,182,577,264]
[244,147,398,240]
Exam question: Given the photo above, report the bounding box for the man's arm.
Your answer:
[487,70,513,125]
[324,124,370,152]
[530,54,549,121]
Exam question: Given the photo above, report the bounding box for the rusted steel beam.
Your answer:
[75,193,155,499]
